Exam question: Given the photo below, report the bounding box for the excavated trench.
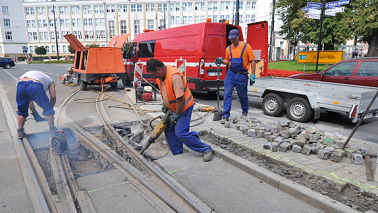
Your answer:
[199,130,378,212]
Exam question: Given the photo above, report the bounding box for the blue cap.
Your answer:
[228,29,240,39]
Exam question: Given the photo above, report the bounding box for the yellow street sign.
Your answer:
[294,50,344,64]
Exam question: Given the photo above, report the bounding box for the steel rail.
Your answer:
[55,90,188,213]
[0,84,50,213]
[96,93,209,213]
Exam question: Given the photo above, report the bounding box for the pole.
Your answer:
[269,0,276,61]
[53,5,59,61]
[167,0,170,28]
[315,0,325,73]
[164,9,166,29]
[235,0,239,25]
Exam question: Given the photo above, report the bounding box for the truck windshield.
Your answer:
[126,42,137,59]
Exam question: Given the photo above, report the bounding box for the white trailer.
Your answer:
[248,77,378,123]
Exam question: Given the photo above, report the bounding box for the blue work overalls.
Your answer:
[223,43,249,118]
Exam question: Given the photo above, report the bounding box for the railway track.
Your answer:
[52,89,210,212]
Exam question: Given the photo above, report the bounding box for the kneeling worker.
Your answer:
[146,58,213,162]
[17,70,57,139]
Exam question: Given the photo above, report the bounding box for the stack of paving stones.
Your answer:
[227,116,366,165]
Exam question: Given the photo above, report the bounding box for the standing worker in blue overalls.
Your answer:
[215,29,256,123]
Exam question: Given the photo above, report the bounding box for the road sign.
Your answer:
[294,51,344,64]
[308,8,321,15]
[307,2,322,8]
[302,7,312,12]
[325,10,336,16]
[305,13,320,20]
[326,7,345,13]
[326,0,349,8]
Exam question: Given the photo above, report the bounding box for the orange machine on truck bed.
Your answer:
[64,33,129,90]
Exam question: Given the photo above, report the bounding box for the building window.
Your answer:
[25,8,30,16]
[89,31,94,39]
[134,20,140,36]
[195,3,199,10]
[208,3,212,10]
[175,16,180,24]
[63,45,67,53]
[239,15,243,22]
[77,19,81,27]
[188,3,192,11]
[37,20,42,27]
[131,5,136,12]
[247,2,256,10]
[221,2,225,10]
[147,20,153,29]
[101,30,105,38]
[183,3,188,11]
[60,19,65,26]
[45,46,49,53]
[239,2,243,9]
[213,3,218,10]
[226,15,230,21]
[37,7,45,15]
[137,5,142,12]
[3,19,10,27]
[88,18,93,26]
[170,4,174,11]
[100,18,104,26]
[183,16,187,24]
[30,46,34,53]
[83,18,88,26]
[246,15,250,23]
[195,16,199,23]
[109,20,115,38]
[59,7,64,14]
[158,4,167,11]
[78,31,82,39]
[146,4,154,12]
[52,46,56,53]
[2,6,9,14]
[251,14,255,22]
[118,5,127,12]
[188,16,192,24]
[170,16,174,24]
[28,32,32,40]
[213,15,217,23]
[106,5,115,13]
[44,32,48,40]
[72,19,76,26]
[96,30,100,39]
[201,3,205,10]
[160,19,165,29]
[39,32,43,40]
[31,20,36,27]
[226,2,230,10]
[30,8,34,15]
[201,15,205,22]
[95,18,99,26]
[33,32,37,40]
[121,21,127,34]
[50,31,55,39]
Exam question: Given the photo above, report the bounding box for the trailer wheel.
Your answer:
[122,75,131,86]
[262,93,284,116]
[79,80,87,91]
[286,97,313,122]
[110,82,118,89]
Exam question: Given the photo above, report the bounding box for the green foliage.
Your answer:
[27,60,74,64]
[68,45,75,54]
[268,61,329,72]
[35,46,47,56]
[85,43,100,48]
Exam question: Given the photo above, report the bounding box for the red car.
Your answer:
[289,58,378,87]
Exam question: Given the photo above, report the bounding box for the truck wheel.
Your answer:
[110,82,118,89]
[4,64,10,69]
[262,93,284,116]
[79,80,87,91]
[286,97,313,122]
[122,75,131,86]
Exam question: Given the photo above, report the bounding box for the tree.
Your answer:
[85,43,100,48]
[276,0,353,50]
[68,45,75,54]
[344,0,378,56]
[35,46,47,57]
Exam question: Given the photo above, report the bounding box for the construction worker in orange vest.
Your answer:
[146,58,213,162]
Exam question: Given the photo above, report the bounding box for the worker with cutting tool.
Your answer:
[215,29,256,123]
[146,58,213,162]
[16,70,57,139]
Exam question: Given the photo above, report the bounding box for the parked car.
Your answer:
[289,57,378,87]
[0,57,15,69]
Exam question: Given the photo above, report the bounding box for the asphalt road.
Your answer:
[3,63,377,144]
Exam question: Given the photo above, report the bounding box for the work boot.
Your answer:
[241,112,248,119]
[220,117,229,124]
[17,128,25,139]
[203,151,213,162]
[49,126,58,137]
[31,112,46,122]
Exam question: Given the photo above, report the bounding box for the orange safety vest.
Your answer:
[156,65,193,113]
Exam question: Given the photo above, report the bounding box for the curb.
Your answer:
[211,145,360,213]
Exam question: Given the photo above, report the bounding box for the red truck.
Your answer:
[123,21,268,92]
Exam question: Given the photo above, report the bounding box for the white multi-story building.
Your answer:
[0,0,28,58]
[17,0,284,59]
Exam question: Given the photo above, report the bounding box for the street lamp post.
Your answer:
[52,5,59,61]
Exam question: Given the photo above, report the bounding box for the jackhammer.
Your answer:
[140,109,174,155]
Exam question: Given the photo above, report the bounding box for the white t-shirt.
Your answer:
[19,70,53,91]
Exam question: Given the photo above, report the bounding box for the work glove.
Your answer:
[249,74,256,86]
[31,112,46,122]
[169,113,180,124]
[162,104,168,113]
[214,57,223,65]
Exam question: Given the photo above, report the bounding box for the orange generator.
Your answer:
[64,33,129,91]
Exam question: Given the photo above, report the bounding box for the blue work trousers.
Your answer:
[222,70,249,118]
[164,105,213,155]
